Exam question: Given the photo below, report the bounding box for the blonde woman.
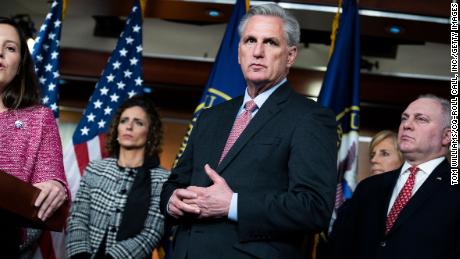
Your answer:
[369,130,404,175]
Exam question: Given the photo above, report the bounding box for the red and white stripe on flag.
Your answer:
[32,0,144,256]
[64,134,108,199]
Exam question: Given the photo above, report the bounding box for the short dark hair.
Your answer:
[0,17,41,109]
[105,95,163,158]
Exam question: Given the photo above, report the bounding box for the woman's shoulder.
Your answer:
[19,105,53,116]
[17,106,55,125]
[149,166,170,181]
[82,158,119,181]
[86,157,118,171]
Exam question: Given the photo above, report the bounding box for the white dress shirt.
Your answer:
[387,156,445,215]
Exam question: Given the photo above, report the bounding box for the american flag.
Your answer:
[65,0,143,183]
[31,0,62,118]
[31,1,143,258]
[28,1,65,258]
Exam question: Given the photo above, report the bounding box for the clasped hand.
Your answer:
[168,164,233,219]
[33,180,67,221]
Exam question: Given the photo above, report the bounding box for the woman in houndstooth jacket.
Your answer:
[66,95,169,259]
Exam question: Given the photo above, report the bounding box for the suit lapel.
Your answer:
[387,160,450,235]
[216,83,292,173]
[378,168,401,239]
[379,170,400,233]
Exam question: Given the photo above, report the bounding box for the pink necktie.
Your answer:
[219,100,258,164]
[385,166,419,234]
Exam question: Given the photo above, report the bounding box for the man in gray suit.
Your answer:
[160,4,337,259]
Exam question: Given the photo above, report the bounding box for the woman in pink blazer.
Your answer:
[0,17,69,258]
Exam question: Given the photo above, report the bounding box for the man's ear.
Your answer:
[441,127,451,146]
[286,46,297,68]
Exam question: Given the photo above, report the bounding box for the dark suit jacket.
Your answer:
[160,83,337,259]
[331,159,460,259]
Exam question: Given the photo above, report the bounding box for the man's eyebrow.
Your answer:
[242,35,255,39]
[263,37,280,42]
[414,113,430,118]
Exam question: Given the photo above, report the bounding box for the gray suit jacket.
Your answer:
[161,83,337,259]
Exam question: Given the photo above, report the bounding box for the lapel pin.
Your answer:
[15,120,24,129]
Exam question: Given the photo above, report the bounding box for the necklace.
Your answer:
[117,159,143,168]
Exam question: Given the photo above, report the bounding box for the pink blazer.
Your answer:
[0,106,69,194]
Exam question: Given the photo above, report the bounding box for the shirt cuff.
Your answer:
[167,196,173,215]
[228,193,238,221]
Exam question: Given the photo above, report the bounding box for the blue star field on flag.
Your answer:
[31,0,63,118]
[72,0,143,144]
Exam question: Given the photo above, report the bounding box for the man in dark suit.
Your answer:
[331,94,459,259]
[160,3,337,259]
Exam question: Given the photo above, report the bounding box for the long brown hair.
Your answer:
[0,17,41,109]
[105,95,163,159]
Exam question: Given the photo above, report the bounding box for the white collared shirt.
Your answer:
[236,78,286,118]
[387,156,445,215]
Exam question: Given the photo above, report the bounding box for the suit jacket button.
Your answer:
[380,241,386,247]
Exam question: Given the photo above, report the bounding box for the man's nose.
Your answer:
[402,118,414,130]
[253,42,264,57]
